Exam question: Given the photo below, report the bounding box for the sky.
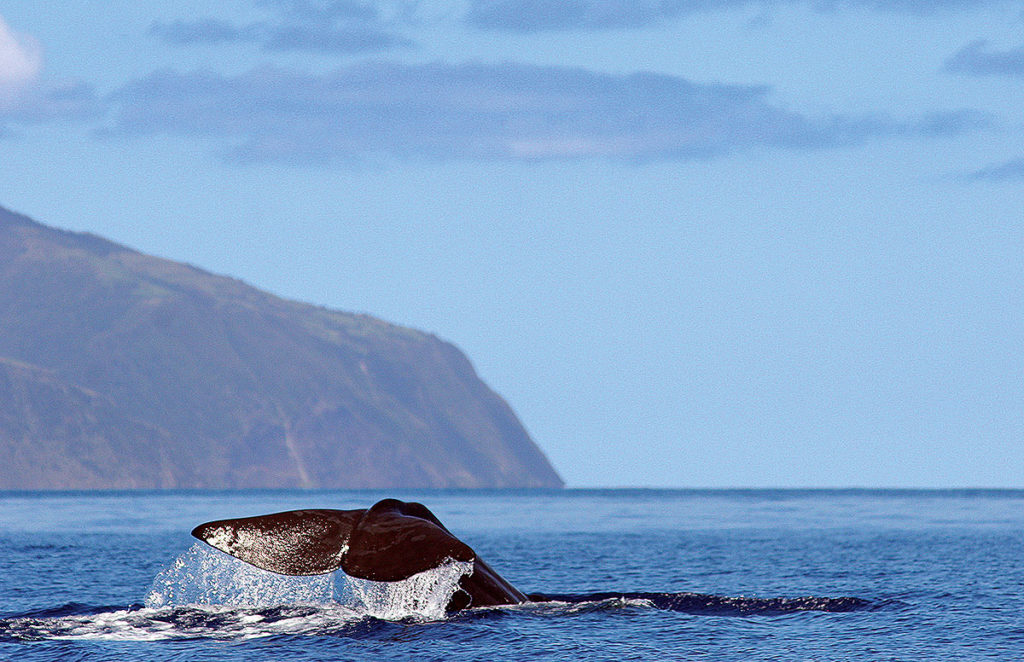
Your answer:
[0,1,1022,488]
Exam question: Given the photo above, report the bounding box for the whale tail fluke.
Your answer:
[191,499,528,610]
[191,508,363,576]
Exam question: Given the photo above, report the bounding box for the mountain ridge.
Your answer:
[0,205,563,489]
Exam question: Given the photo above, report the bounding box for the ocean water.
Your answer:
[1,489,1022,660]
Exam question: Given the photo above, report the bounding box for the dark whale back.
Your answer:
[191,499,526,610]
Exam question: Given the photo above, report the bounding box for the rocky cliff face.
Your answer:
[0,205,563,489]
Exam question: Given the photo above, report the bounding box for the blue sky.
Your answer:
[1,1,1022,487]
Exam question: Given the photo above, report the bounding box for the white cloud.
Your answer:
[0,15,43,103]
[0,16,97,129]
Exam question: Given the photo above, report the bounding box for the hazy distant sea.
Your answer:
[1,489,1022,660]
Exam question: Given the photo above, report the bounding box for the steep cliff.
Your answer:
[0,205,563,488]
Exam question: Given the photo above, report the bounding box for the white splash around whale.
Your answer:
[146,542,472,621]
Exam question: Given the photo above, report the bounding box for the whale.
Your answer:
[192,498,867,614]
[192,498,526,611]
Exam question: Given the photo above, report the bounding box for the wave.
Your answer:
[0,603,376,642]
[0,596,875,643]
[0,594,877,643]
[0,544,873,642]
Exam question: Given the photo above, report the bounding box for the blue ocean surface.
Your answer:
[1,489,1022,660]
